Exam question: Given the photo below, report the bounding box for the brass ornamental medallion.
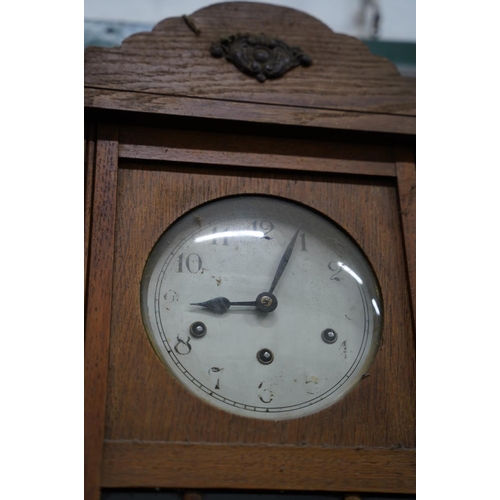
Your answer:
[210,34,312,82]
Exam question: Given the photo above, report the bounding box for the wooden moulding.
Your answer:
[101,442,415,494]
[118,143,397,177]
[84,2,415,135]
[116,124,400,177]
[85,88,415,136]
[396,150,416,321]
[84,122,96,302]
[84,124,119,500]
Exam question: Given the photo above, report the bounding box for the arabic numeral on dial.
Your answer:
[208,367,224,390]
[177,253,203,273]
[174,336,192,355]
[252,220,274,237]
[299,232,307,251]
[328,261,341,280]
[257,381,274,403]
[212,227,229,245]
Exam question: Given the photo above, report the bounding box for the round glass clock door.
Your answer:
[141,195,382,420]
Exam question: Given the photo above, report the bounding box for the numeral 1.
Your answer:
[299,232,307,251]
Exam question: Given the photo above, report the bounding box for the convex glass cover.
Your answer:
[141,196,382,420]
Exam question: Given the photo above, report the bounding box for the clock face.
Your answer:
[140,195,382,420]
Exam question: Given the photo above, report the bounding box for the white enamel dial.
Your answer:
[141,196,382,420]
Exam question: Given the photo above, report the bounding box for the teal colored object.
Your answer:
[362,40,415,76]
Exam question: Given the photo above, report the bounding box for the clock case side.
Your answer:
[84,2,415,499]
[84,123,119,500]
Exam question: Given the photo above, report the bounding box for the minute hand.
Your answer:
[268,228,300,294]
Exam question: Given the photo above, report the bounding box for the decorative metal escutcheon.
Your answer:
[210,34,312,82]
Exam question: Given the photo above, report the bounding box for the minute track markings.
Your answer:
[158,261,371,410]
[159,278,372,414]
[143,197,381,419]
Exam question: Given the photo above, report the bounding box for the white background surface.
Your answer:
[4,1,500,499]
[84,0,416,41]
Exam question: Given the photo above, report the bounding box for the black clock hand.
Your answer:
[191,291,279,314]
[191,231,300,315]
[268,228,300,294]
[190,297,256,314]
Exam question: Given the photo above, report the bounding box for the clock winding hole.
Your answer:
[190,321,207,338]
[321,328,338,344]
[257,348,274,364]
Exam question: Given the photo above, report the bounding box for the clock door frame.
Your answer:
[85,118,415,499]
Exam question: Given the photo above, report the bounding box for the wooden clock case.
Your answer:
[85,2,416,499]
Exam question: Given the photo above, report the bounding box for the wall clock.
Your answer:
[141,195,383,420]
[85,3,415,500]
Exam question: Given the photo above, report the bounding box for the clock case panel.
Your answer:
[84,121,415,493]
[109,161,412,445]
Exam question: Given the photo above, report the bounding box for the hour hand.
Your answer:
[190,297,256,314]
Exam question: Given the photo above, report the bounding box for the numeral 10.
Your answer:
[177,253,203,273]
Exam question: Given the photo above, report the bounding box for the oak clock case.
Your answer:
[140,195,383,420]
[85,2,416,497]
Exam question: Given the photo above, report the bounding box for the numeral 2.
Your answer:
[252,220,274,236]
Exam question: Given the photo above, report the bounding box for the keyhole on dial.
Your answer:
[257,348,274,364]
[321,328,338,344]
[190,321,207,338]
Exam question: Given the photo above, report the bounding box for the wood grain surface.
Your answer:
[102,442,415,493]
[84,2,415,130]
[117,125,398,177]
[85,88,416,136]
[98,161,415,492]
[396,151,416,320]
[85,4,416,497]
[84,122,96,302]
[84,124,119,500]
